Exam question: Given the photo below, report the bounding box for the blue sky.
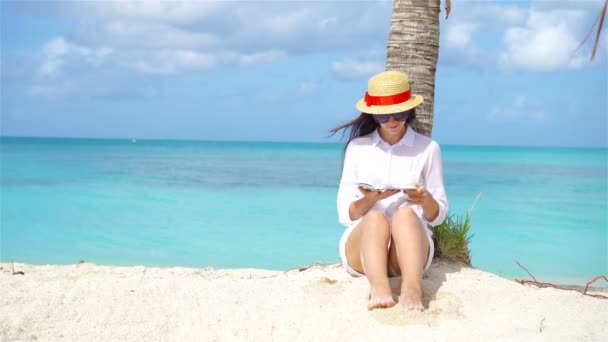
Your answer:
[1,0,606,147]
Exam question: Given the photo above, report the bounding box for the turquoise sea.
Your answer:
[1,137,606,285]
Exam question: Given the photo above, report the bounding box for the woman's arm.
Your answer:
[337,143,360,226]
[405,141,448,226]
[421,194,440,222]
[349,189,401,221]
[349,196,376,221]
[422,141,448,226]
[404,185,439,221]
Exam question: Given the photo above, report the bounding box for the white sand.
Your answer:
[1,261,607,341]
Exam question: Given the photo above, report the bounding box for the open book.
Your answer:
[357,182,417,192]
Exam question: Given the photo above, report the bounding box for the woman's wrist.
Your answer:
[422,195,439,222]
[356,196,376,215]
[349,196,376,221]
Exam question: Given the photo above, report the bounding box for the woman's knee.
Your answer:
[392,206,418,224]
[391,207,422,235]
[361,210,390,232]
[364,210,389,224]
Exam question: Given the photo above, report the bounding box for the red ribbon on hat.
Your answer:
[364,89,411,107]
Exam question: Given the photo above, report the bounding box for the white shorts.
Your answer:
[338,218,435,277]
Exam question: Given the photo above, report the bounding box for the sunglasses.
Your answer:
[372,111,408,124]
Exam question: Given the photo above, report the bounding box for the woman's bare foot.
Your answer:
[368,285,396,310]
[399,285,424,311]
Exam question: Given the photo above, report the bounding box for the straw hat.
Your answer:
[355,70,424,115]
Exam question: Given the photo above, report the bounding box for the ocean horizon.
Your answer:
[1,136,606,286]
[2,135,606,149]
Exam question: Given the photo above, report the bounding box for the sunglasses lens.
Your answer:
[374,112,408,123]
[374,114,390,123]
[393,112,407,121]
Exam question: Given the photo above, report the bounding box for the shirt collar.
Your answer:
[372,126,415,147]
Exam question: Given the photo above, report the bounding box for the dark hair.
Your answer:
[328,108,417,156]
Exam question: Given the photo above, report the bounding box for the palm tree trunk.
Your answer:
[386,0,440,138]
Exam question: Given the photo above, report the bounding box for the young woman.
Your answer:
[330,70,448,311]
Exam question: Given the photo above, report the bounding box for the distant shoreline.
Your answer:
[1,135,606,149]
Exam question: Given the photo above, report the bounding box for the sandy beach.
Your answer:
[1,260,606,341]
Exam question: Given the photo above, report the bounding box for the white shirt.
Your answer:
[336,127,448,229]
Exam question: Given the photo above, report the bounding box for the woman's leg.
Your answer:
[388,207,430,311]
[345,210,396,310]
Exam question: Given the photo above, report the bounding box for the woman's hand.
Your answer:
[358,187,400,202]
[405,183,439,222]
[348,187,401,222]
[404,183,432,205]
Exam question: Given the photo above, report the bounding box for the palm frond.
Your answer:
[578,0,607,61]
[591,0,607,61]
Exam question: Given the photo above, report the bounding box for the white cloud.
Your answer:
[29,81,72,98]
[40,38,69,77]
[330,49,386,81]
[299,81,319,96]
[30,1,391,81]
[102,20,220,49]
[331,59,384,81]
[499,9,588,71]
[128,50,216,75]
[444,2,527,26]
[446,23,479,49]
[440,1,603,70]
[70,1,224,25]
[43,37,70,56]
[40,37,112,77]
[473,4,527,26]
[531,0,604,12]
[604,28,608,56]
[64,1,389,54]
[487,95,545,121]
[439,2,527,68]
[235,50,287,66]
[319,16,338,30]
[40,58,64,77]
[259,8,315,38]
[441,21,486,66]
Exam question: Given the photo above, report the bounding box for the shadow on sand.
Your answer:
[388,259,469,309]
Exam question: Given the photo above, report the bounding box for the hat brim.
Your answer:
[355,95,424,115]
